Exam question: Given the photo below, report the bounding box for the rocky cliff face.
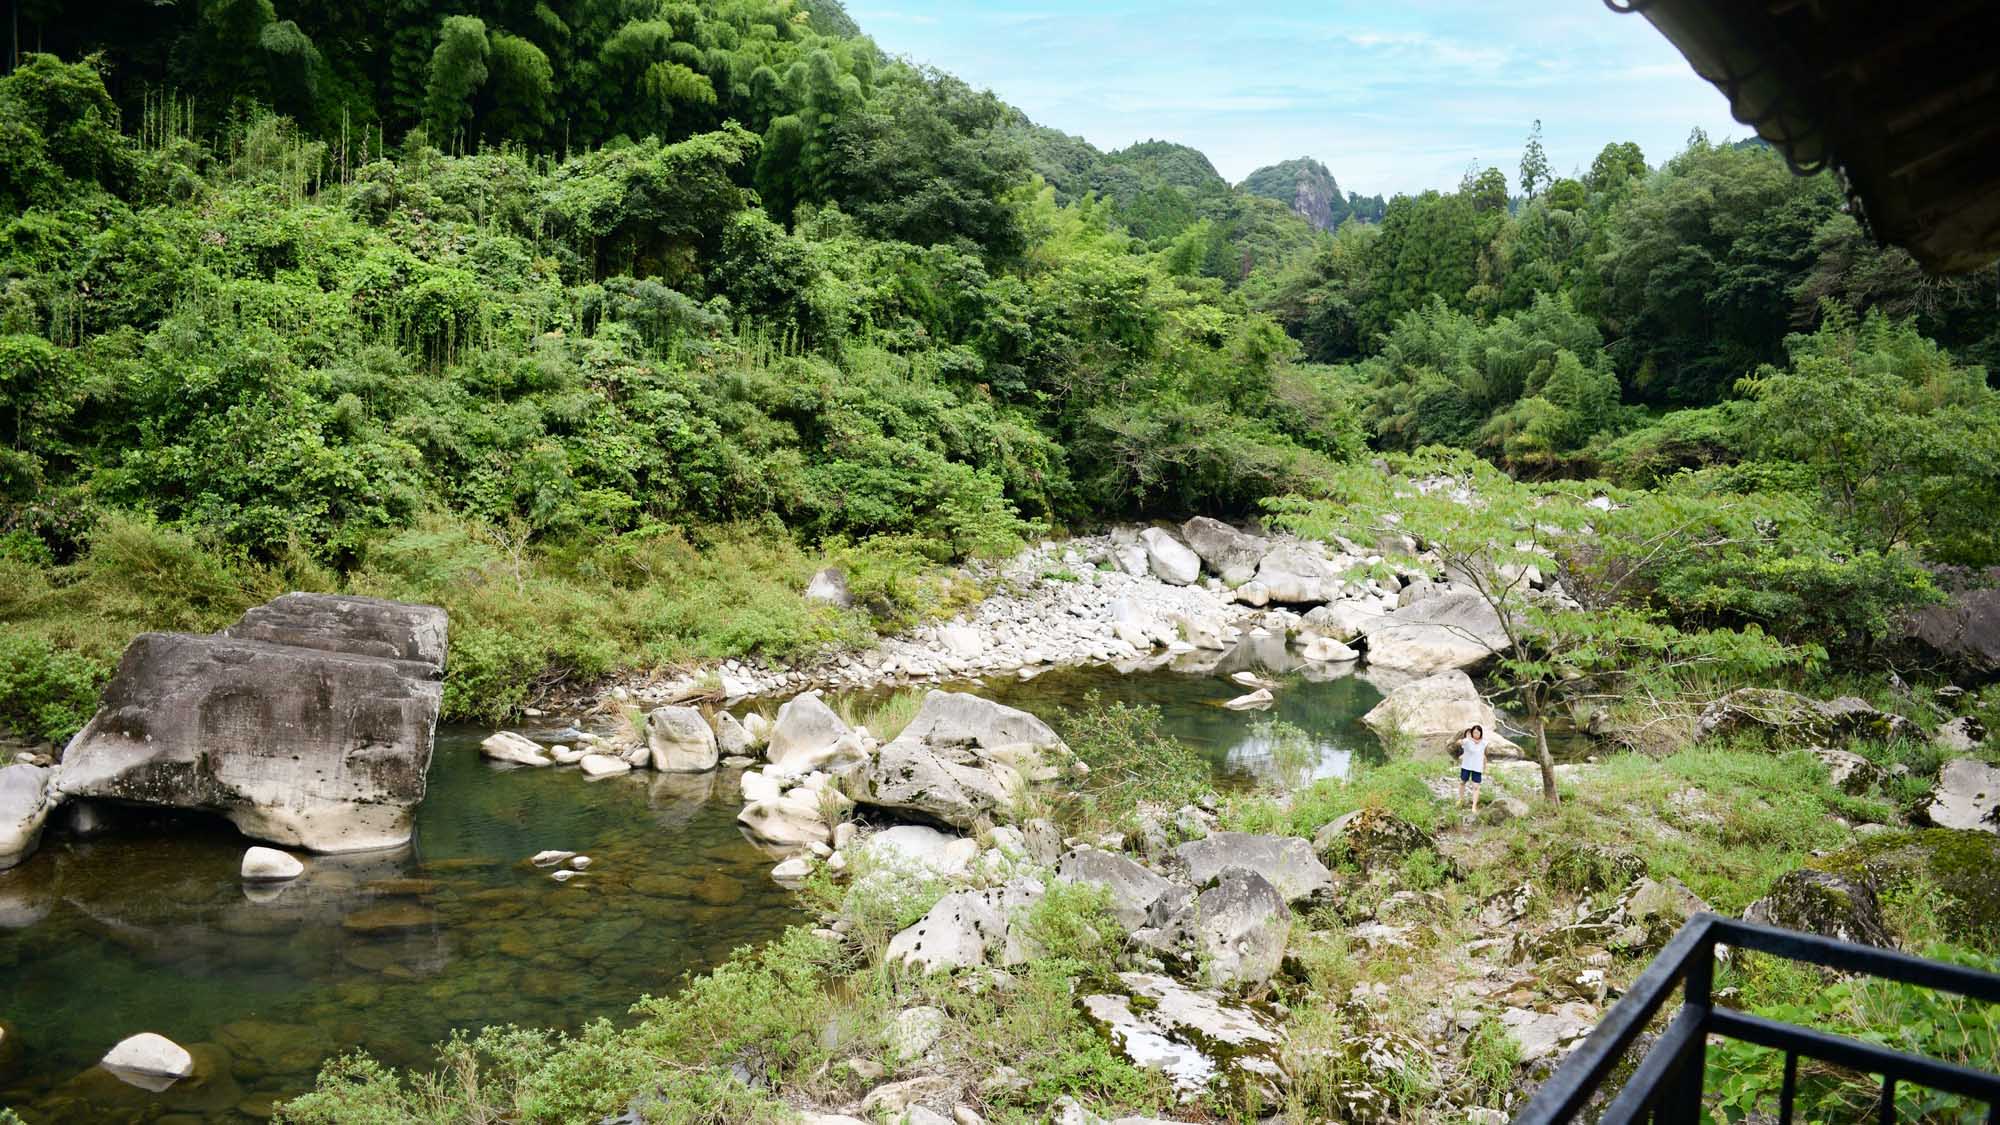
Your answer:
[1240,157,1349,232]
[54,594,447,854]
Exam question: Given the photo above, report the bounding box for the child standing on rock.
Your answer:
[1454,724,1486,813]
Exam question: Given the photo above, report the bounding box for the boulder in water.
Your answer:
[1255,543,1342,604]
[0,764,54,871]
[101,1032,194,1084]
[240,846,304,882]
[480,731,551,767]
[850,691,1064,828]
[645,706,718,772]
[56,594,446,854]
[765,693,859,774]
[1363,590,1510,674]
[1361,669,1519,754]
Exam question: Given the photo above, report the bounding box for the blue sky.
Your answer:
[845,1,1747,197]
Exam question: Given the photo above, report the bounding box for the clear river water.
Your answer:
[0,647,1387,1122]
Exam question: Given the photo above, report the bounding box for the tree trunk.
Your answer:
[1531,703,1559,806]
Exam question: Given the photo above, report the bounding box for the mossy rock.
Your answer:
[1744,868,1892,947]
[1312,805,1433,873]
[1807,828,2000,948]
[1541,840,1645,896]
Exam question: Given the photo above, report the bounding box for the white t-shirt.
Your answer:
[1459,736,1487,773]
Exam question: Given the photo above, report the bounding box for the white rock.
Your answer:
[239,846,304,882]
[1223,688,1273,710]
[766,693,860,773]
[1139,527,1201,586]
[480,731,551,767]
[0,764,55,870]
[646,706,718,772]
[570,855,592,870]
[711,711,753,757]
[1254,543,1342,603]
[529,850,576,866]
[1364,590,1511,674]
[577,753,633,777]
[741,770,784,804]
[891,1005,947,1062]
[101,1032,193,1080]
[770,855,814,884]
[1361,669,1520,754]
[550,746,587,765]
[805,567,853,608]
[740,711,772,749]
[737,798,830,847]
[551,868,583,882]
[1924,758,1998,833]
[938,625,984,660]
[1299,635,1359,663]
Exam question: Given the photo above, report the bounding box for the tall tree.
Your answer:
[1519,119,1550,200]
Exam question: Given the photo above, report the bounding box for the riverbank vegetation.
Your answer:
[2,8,1998,741]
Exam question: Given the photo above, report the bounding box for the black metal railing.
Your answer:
[1514,912,2000,1124]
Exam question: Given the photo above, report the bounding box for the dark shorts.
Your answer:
[1460,767,1483,784]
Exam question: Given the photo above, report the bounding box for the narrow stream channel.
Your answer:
[0,651,1389,1122]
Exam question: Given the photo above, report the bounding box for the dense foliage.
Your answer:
[0,43,1349,733]
[3,4,1998,743]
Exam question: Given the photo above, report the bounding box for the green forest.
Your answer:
[2,0,1998,746]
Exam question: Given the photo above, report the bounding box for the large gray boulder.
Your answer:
[1180,518,1269,585]
[0,764,54,870]
[1904,572,2000,676]
[56,595,446,854]
[1189,868,1289,986]
[1919,758,1999,833]
[1361,669,1519,753]
[1363,590,1510,674]
[1139,528,1201,586]
[850,691,1066,829]
[224,592,447,667]
[1170,832,1330,904]
[480,731,551,767]
[1056,846,1189,932]
[1744,868,1893,947]
[1299,599,1391,643]
[765,693,861,774]
[1254,544,1342,604]
[645,706,718,772]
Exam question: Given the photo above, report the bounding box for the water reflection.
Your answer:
[837,637,1390,787]
[0,735,802,1124]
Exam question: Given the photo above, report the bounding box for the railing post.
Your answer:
[1657,932,1715,1125]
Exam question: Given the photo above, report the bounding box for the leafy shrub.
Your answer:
[0,634,107,743]
[1056,694,1212,830]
